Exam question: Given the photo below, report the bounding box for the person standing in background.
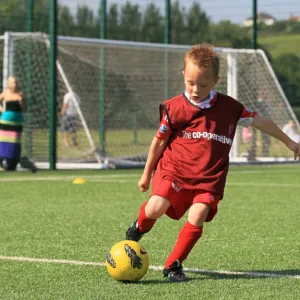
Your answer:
[248,90,272,160]
[282,120,300,143]
[60,90,81,147]
[0,76,26,171]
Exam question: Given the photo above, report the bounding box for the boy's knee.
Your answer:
[188,203,211,227]
[145,195,171,219]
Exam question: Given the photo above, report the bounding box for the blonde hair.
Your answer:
[8,75,17,82]
[184,44,220,78]
[8,75,20,92]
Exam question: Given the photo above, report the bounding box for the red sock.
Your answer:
[137,201,156,233]
[165,221,203,268]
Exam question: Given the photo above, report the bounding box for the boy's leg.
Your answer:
[126,195,170,241]
[163,193,220,282]
[164,204,209,269]
[162,220,204,282]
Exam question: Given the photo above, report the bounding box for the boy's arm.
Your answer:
[138,136,169,192]
[252,113,300,159]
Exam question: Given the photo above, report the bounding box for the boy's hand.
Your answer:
[138,174,151,192]
[286,140,300,160]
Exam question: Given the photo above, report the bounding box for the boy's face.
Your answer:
[182,62,219,102]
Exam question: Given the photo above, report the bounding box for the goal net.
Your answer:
[1,32,299,169]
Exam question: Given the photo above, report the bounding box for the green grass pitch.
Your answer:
[0,165,299,299]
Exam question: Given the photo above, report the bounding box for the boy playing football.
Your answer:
[125,44,300,282]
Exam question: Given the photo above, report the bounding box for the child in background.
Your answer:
[282,120,300,143]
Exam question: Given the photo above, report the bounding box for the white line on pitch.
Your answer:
[229,168,299,174]
[88,180,300,188]
[0,255,299,279]
[0,176,299,188]
[0,167,298,182]
[0,174,140,182]
[227,182,300,188]
[0,176,300,188]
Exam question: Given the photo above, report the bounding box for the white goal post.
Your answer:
[1,32,299,169]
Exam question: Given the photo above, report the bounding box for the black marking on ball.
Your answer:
[106,252,116,268]
[140,249,147,255]
[124,244,142,269]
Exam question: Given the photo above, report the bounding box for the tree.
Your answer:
[75,5,97,38]
[107,4,119,40]
[58,5,74,36]
[211,20,247,43]
[142,3,163,43]
[171,1,186,44]
[286,21,300,34]
[0,0,69,35]
[274,53,300,106]
[231,36,251,49]
[185,2,211,44]
[119,2,142,41]
[0,0,27,33]
[33,0,50,33]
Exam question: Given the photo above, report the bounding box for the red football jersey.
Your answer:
[154,92,256,197]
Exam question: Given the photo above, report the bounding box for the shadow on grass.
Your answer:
[185,269,300,280]
[111,270,300,284]
[121,277,199,285]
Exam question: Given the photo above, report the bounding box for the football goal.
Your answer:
[1,32,299,169]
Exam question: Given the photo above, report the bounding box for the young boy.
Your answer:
[125,44,300,282]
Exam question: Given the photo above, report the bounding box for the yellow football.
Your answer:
[106,240,149,282]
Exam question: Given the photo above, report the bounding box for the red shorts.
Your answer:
[151,174,220,222]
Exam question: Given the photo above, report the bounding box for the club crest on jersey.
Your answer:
[172,182,182,192]
[159,124,169,133]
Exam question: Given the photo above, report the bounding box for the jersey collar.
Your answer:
[184,91,217,109]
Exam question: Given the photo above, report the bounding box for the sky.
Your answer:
[60,0,300,25]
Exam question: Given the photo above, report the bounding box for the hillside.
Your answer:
[259,34,300,58]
